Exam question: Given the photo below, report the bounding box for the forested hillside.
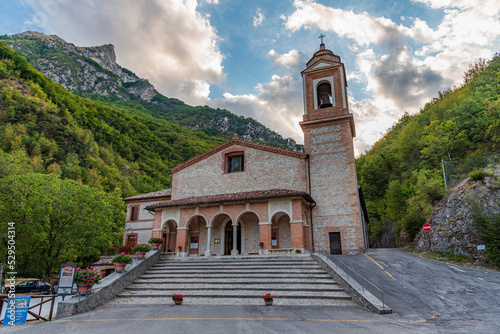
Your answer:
[0,41,224,197]
[356,54,500,246]
[1,32,302,151]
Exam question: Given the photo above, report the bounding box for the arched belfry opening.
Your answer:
[317,82,332,108]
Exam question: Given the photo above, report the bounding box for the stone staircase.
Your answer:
[111,254,352,306]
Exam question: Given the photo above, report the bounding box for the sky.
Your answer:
[1,0,499,155]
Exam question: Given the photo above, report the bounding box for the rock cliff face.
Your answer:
[3,31,302,151]
[8,31,156,100]
[415,171,500,258]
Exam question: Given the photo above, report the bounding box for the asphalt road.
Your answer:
[327,248,500,332]
[2,304,443,334]
[2,248,499,333]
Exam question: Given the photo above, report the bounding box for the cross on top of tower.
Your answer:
[318,34,325,45]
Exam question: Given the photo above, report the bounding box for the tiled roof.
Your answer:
[124,189,172,201]
[145,189,314,210]
[170,139,307,173]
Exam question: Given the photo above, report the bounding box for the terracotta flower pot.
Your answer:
[76,283,93,293]
[151,243,160,250]
[265,300,273,306]
[114,262,127,273]
[136,251,147,259]
[174,300,182,305]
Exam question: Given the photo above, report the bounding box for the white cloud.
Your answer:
[25,0,225,106]
[253,8,265,27]
[282,0,500,153]
[267,49,307,73]
[213,74,304,142]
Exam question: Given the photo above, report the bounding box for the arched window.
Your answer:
[317,82,332,108]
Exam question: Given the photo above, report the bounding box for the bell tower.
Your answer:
[300,38,367,254]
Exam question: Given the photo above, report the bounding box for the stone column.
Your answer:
[205,225,212,257]
[231,223,239,255]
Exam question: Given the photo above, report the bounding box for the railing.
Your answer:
[0,294,56,324]
[314,244,385,308]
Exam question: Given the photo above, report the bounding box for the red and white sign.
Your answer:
[423,223,431,232]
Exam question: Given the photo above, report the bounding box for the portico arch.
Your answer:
[236,211,260,254]
[271,211,292,249]
[211,213,232,256]
[183,215,207,256]
[162,219,177,253]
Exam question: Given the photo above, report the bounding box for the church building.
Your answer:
[123,41,369,256]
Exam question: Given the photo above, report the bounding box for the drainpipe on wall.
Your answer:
[307,154,315,253]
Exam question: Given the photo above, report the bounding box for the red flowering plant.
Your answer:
[263,293,274,302]
[74,266,105,284]
[118,244,134,254]
[171,293,183,301]
[104,246,117,255]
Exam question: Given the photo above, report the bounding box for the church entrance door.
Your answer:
[224,222,241,255]
[329,232,342,255]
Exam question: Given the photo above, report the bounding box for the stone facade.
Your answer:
[122,43,368,256]
[172,144,307,200]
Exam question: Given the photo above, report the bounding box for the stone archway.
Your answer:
[162,220,177,253]
[271,212,291,249]
[236,211,260,255]
[185,215,207,256]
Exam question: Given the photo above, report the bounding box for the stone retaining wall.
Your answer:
[311,253,391,314]
[56,251,161,319]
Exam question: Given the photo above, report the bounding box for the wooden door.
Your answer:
[271,231,279,249]
[189,235,199,255]
[329,232,342,255]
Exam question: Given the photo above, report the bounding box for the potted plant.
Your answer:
[171,293,183,305]
[148,238,163,250]
[263,293,274,306]
[132,244,151,259]
[295,249,302,254]
[74,266,104,293]
[178,246,182,252]
[112,252,133,273]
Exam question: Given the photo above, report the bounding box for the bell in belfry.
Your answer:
[320,94,332,108]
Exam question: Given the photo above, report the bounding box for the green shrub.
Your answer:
[469,169,490,181]
[474,210,500,267]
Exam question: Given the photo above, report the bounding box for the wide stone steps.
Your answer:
[117,290,349,299]
[110,255,352,306]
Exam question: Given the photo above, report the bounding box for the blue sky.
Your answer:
[1,0,499,154]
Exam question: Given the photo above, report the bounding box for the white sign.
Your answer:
[477,245,486,250]
[271,240,277,246]
[190,243,198,249]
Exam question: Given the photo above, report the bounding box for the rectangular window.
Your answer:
[130,206,139,221]
[227,154,244,173]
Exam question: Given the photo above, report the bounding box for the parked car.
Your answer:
[14,280,53,294]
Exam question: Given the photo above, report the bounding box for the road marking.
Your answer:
[384,270,397,281]
[478,278,485,281]
[58,317,427,324]
[448,265,466,273]
[364,254,385,270]
[431,311,440,319]
[364,254,397,280]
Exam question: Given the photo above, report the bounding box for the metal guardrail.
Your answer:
[314,245,385,308]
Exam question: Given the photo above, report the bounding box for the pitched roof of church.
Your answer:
[124,189,172,202]
[170,138,307,173]
[145,189,314,211]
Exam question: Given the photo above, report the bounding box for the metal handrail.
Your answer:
[314,244,385,308]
